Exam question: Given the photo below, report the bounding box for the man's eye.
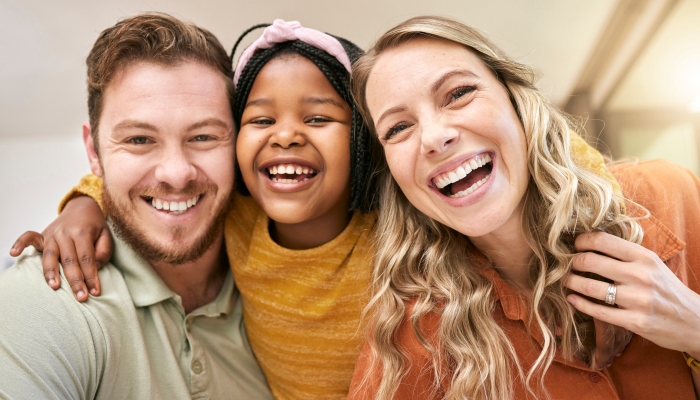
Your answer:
[128,136,150,145]
[192,135,211,142]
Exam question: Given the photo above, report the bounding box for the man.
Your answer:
[0,13,272,399]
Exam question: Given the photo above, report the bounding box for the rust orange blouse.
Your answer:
[349,160,700,400]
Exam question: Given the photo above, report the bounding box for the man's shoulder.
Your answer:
[0,249,136,337]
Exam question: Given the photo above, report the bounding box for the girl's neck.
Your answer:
[469,206,533,294]
[269,199,353,250]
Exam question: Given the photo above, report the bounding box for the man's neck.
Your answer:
[150,235,228,314]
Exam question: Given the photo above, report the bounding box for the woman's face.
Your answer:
[366,37,529,238]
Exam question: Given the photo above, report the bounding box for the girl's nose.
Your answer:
[270,121,307,148]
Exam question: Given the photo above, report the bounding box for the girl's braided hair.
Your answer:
[230,24,378,213]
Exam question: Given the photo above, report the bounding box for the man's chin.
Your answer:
[102,188,230,266]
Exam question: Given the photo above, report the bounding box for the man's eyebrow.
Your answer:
[113,120,158,133]
[301,96,347,109]
[431,70,479,94]
[188,118,231,131]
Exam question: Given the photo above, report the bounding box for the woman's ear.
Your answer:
[83,122,103,177]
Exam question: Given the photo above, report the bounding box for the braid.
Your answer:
[232,31,378,212]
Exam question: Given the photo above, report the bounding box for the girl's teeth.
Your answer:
[450,174,490,198]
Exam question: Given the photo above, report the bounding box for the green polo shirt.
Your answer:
[0,232,272,400]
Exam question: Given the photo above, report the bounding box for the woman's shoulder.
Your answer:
[608,159,700,211]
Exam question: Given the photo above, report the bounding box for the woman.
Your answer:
[349,16,700,399]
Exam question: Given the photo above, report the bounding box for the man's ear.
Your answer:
[83,122,103,177]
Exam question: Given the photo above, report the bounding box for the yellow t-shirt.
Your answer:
[63,177,376,400]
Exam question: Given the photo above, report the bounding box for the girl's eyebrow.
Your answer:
[301,96,347,109]
[245,97,272,108]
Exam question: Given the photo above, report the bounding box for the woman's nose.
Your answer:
[420,120,459,157]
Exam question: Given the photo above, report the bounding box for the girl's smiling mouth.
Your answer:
[265,163,318,183]
[431,153,493,198]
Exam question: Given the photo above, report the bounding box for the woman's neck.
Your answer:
[469,207,533,294]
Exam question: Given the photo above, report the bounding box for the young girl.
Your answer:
[12,19,635,400]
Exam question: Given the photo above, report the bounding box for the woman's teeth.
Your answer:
[434,154,492,189]
[449,175,490,198]
[150,194,200,214]
[267,163,317,183]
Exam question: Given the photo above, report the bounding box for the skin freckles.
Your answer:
[237,55,352,249]
[366,37,530,260]
[84,61,235,264]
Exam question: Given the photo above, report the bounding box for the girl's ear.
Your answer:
[83,122,103,177]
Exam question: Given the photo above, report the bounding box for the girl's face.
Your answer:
[238,54,352,227]
[365,37,529,239]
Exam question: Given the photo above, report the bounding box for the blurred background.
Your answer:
[2,0,699,271]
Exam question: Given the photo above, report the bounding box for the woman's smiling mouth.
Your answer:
[432,153,493,198]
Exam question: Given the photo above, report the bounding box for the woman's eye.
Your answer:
[384,123,409,141]
[127,136,150,145]
[449,85,476,102]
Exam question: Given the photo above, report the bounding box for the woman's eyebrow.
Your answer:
[431,70,478,94]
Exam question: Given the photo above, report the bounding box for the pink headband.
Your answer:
[233,19,353,87]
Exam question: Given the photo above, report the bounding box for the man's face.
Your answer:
[84,61,235,265]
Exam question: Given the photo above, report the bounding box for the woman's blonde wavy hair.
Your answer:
[351,16,643,400]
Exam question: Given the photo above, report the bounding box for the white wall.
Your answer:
[0,136,91,271]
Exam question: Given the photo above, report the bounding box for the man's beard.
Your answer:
[102,180,232,265]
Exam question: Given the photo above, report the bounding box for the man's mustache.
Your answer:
[129,181,217,199]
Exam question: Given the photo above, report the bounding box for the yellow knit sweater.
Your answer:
[62,177,376,400]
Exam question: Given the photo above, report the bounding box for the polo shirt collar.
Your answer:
[109,226,178,307]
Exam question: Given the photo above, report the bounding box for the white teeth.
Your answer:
[449,174,490,198]
[150,195,200,213]
[302,167,309,174]
[434,154,492,190]
[295,166,302,174]
[266,163,317,182]
[271,166,277,174]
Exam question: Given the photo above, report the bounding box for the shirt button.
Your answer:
[589,372,601,383]
[192,361,203,374]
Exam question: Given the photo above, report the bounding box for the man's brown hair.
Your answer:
[86,13,233,150]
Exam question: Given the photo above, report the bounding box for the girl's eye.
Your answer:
[449,85,476,103]
[307,116,331,124]
[384,123,410,141]
[251,118,274,125]
[127,136,150,145]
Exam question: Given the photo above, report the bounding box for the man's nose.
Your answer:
[154,148,197,189]
[420,119,459,157]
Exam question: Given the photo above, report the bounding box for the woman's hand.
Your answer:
[564,231,700,360]
[8,196,112,302]
[590,319,633,370]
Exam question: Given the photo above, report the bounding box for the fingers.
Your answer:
[10,231,44,256]
[567,293,628,328]
[564,274,627,306]
[42,237,62,290]
[94,228,113,268]
[574,231,651,263]
[591,319,632,370]
[570,251,626,282]
[53,234,89,302]
[73,234,101,297]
